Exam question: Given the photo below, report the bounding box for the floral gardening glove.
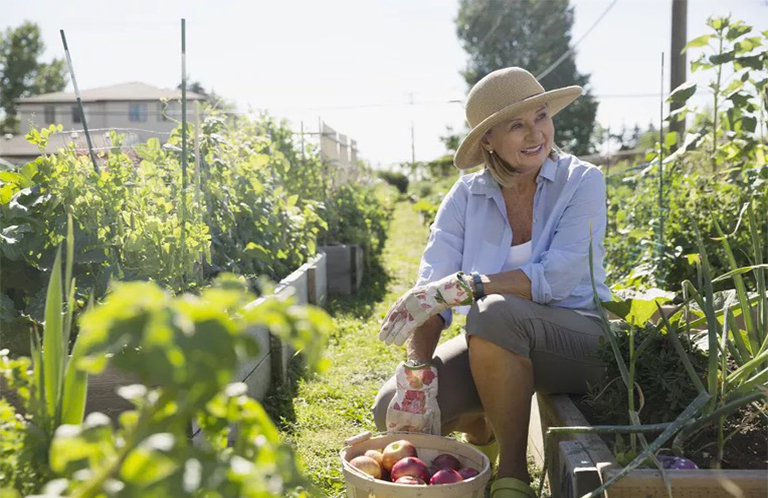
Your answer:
[378,271,474,347]
[385,361,441,435]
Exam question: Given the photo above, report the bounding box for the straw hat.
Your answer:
[454,67,582,169]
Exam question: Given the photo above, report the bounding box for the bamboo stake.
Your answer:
[180,19,188,283]
[60,30,99,175]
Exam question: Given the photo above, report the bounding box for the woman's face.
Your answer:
[482,104,555,174]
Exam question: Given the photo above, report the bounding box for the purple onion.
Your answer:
[657,456,699,470]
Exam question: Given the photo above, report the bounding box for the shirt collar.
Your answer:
[467,155,559,196]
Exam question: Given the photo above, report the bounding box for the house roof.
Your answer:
[15,82,206,104]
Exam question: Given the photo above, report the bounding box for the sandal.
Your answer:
[459,433,499,470]
[490,477,537,498]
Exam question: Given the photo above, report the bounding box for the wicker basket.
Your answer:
[340,431,492,498]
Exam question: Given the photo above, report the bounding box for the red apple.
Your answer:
[432,453,462,470]
[381,440,418,471]
[349,455,382,479]
[429,468,463,485]
[391,457,430,483]
[364,450,384,468]
[395,475,426,485]
[457,467,480,479]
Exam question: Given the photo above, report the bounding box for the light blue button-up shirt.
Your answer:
[415,153,611,328]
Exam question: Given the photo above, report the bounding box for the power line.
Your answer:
[536,0,621,81]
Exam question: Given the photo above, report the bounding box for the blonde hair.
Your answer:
[481,146,561,188]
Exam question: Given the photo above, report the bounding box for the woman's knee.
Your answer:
[466,294,533,345]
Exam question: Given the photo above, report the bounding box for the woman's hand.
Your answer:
[378,272,474,346]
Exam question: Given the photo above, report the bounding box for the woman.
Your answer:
[372,67,611,498]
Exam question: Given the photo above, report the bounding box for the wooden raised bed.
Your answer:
[533,393,768,498]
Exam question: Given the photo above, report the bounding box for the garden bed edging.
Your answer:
[533,392,768,498]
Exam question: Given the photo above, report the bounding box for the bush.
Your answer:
[377,170,409,194]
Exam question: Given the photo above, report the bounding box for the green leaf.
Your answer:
[61,333,88,425]
[683,34,712,52]
[707,16,729,31]
[43,247,64,424]
[734,55,764,70]
[664,132,678,148]
[710,50,736,65]
[726,24,752,40]
[741,115,757,134]
[668,81,697,104]
[602,291,674,328]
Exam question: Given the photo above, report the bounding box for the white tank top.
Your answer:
[502,241,532,271]
[501,240,599,319]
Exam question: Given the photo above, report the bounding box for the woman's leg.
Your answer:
[468,334,534,481]
[465,294,605,484]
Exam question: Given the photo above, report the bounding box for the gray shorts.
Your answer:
[372,294,606,431]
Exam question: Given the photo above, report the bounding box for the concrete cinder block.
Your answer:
[320,244,354,295]
[352,244,364,291]
[237,325,272,401]
[271,266,310,385]
[306,252,327,307]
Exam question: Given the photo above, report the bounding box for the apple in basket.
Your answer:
[457,467,480,479]
[381,440,418,471]
[432,453,462,471]
[364,450,384,468]
[391,457,430,483]
[395,475,426,485]
[430,468,464,485]
[349,455,382,479]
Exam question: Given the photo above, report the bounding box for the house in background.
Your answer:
[0,82,205,165]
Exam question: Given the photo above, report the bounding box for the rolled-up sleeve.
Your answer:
[520,168,607,304]
[415,183,467,329]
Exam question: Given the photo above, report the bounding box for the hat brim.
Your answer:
[454,86,582,170]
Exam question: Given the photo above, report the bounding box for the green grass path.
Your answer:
[265,199,546,497]
[266,199,457,496]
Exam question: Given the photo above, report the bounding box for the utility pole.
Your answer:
[409,92,416,172]
[669,0,688,149]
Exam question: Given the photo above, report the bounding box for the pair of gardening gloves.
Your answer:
[378,272,475,435]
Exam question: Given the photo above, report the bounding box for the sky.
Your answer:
[2,0,767,167]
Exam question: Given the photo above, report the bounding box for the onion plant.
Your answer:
[537,203,767,498]
[29,213,89,443]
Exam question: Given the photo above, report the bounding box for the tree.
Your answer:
[0,22,68,134]
[456,0,598,155]
[178,79,234,110]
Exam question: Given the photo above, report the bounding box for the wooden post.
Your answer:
[669,0,688,149]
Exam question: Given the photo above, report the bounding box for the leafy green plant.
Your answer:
[0,214,89,494]
[605,16,767,293]
[2,271,332,497]
[318,183,392,266]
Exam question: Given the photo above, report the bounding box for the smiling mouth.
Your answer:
[521,144,543,155]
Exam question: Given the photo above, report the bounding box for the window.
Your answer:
[71,106,82,124]
[44,106,55,124]
[129,103,148,122]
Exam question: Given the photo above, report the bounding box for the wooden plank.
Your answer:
[601,468,768,498]
[528,394,545,468]
[537,393,618,498]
